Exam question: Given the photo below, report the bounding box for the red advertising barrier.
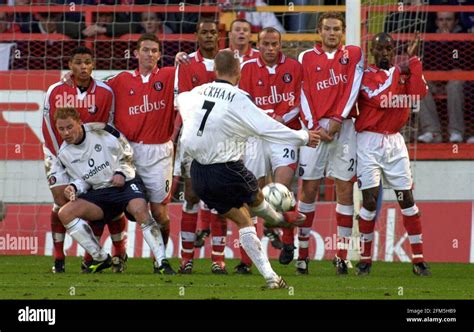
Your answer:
[0,202,472,263]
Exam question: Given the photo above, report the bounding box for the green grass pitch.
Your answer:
[1,256,473,300]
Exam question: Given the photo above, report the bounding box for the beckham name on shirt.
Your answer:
[201,86,236,102]
[129,95,166,115]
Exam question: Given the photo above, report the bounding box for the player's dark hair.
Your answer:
[136,33,160,51]
[372,32,394,46]
[317,11,346,31]
[230,18,251,32]
[258,27,281,42]
[214,49,240,77]
[196,18,218,33]
[54,107,81,123]
[70,46,93,58]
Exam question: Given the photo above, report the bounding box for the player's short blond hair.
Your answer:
[54,107,81,123]
[214,49,240,77]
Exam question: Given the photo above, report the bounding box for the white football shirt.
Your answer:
[177,80,309,165]
[57,124,136,194]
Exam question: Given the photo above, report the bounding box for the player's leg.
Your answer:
[210,209,228,274]
[294,179,320,271]
[355,131,383,276]
[132,141,176,274]
[44,146,70,273]
[394,189,430,276]
[386,133,430,276]
[236,176,265,274]
[225,206,288,289]
[237,137,268,273]
[195,201,211,248]
[333,178,355,275]
[179,177,200,273]
[293,138,327,271]
[107,214,128,273]
[49,185,68,273]
[82,220,106,273]
[58,199,111,272]
[272,143,300,267]
[327,119,357,275]
[126,197,174,274]
[356,186,379,276]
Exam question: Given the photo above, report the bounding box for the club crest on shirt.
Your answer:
[257,79,264,86]
[315,66,321,72]
[94,144,102,152]
[339,56,349,65]
[154,81,163,91]
[192,75,199,85]
[87,105,98,114]
[282,73,292,83]
[129,89,135,95]
[48,176,56,186]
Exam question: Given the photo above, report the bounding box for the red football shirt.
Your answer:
[299,43,364,129]
[239,52,303,129]
[106,66,176,144]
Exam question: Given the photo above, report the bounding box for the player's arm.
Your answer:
[175,63,194,94]
[103,124,135,187]
[404,56,428,98]
[235,94,319,148]
[334,47,365,121]
[42,86,61,155]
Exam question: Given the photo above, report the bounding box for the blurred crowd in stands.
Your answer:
[0,0,473,143]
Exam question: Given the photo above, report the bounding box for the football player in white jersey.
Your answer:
[54,107,168,274]
[176,50,320,288]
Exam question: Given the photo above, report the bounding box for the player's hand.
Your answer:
[306,130,320,148]
[327,119,342,137]
[316,127,334,142]
[112,173,125,187]
[61,71,74,87]
[64,185,77,202]
[175,52,190,65]
[407,32,421,58]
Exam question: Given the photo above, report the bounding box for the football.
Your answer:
[262,182,295,212]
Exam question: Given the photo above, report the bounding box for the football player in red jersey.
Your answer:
[105,33,178,274]
[236,27,304,274]
[296,12,364,275]
[355,32,430,276]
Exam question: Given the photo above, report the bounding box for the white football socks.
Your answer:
[141,219,166,264]
[239,226,277,282]
[65,218,108,261]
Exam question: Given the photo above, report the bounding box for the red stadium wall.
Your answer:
[0,202,472,263]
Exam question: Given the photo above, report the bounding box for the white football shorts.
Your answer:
[131,140,174,203]
[298,118,356,181]
[356,131,412,190]
[244,136,298,179]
